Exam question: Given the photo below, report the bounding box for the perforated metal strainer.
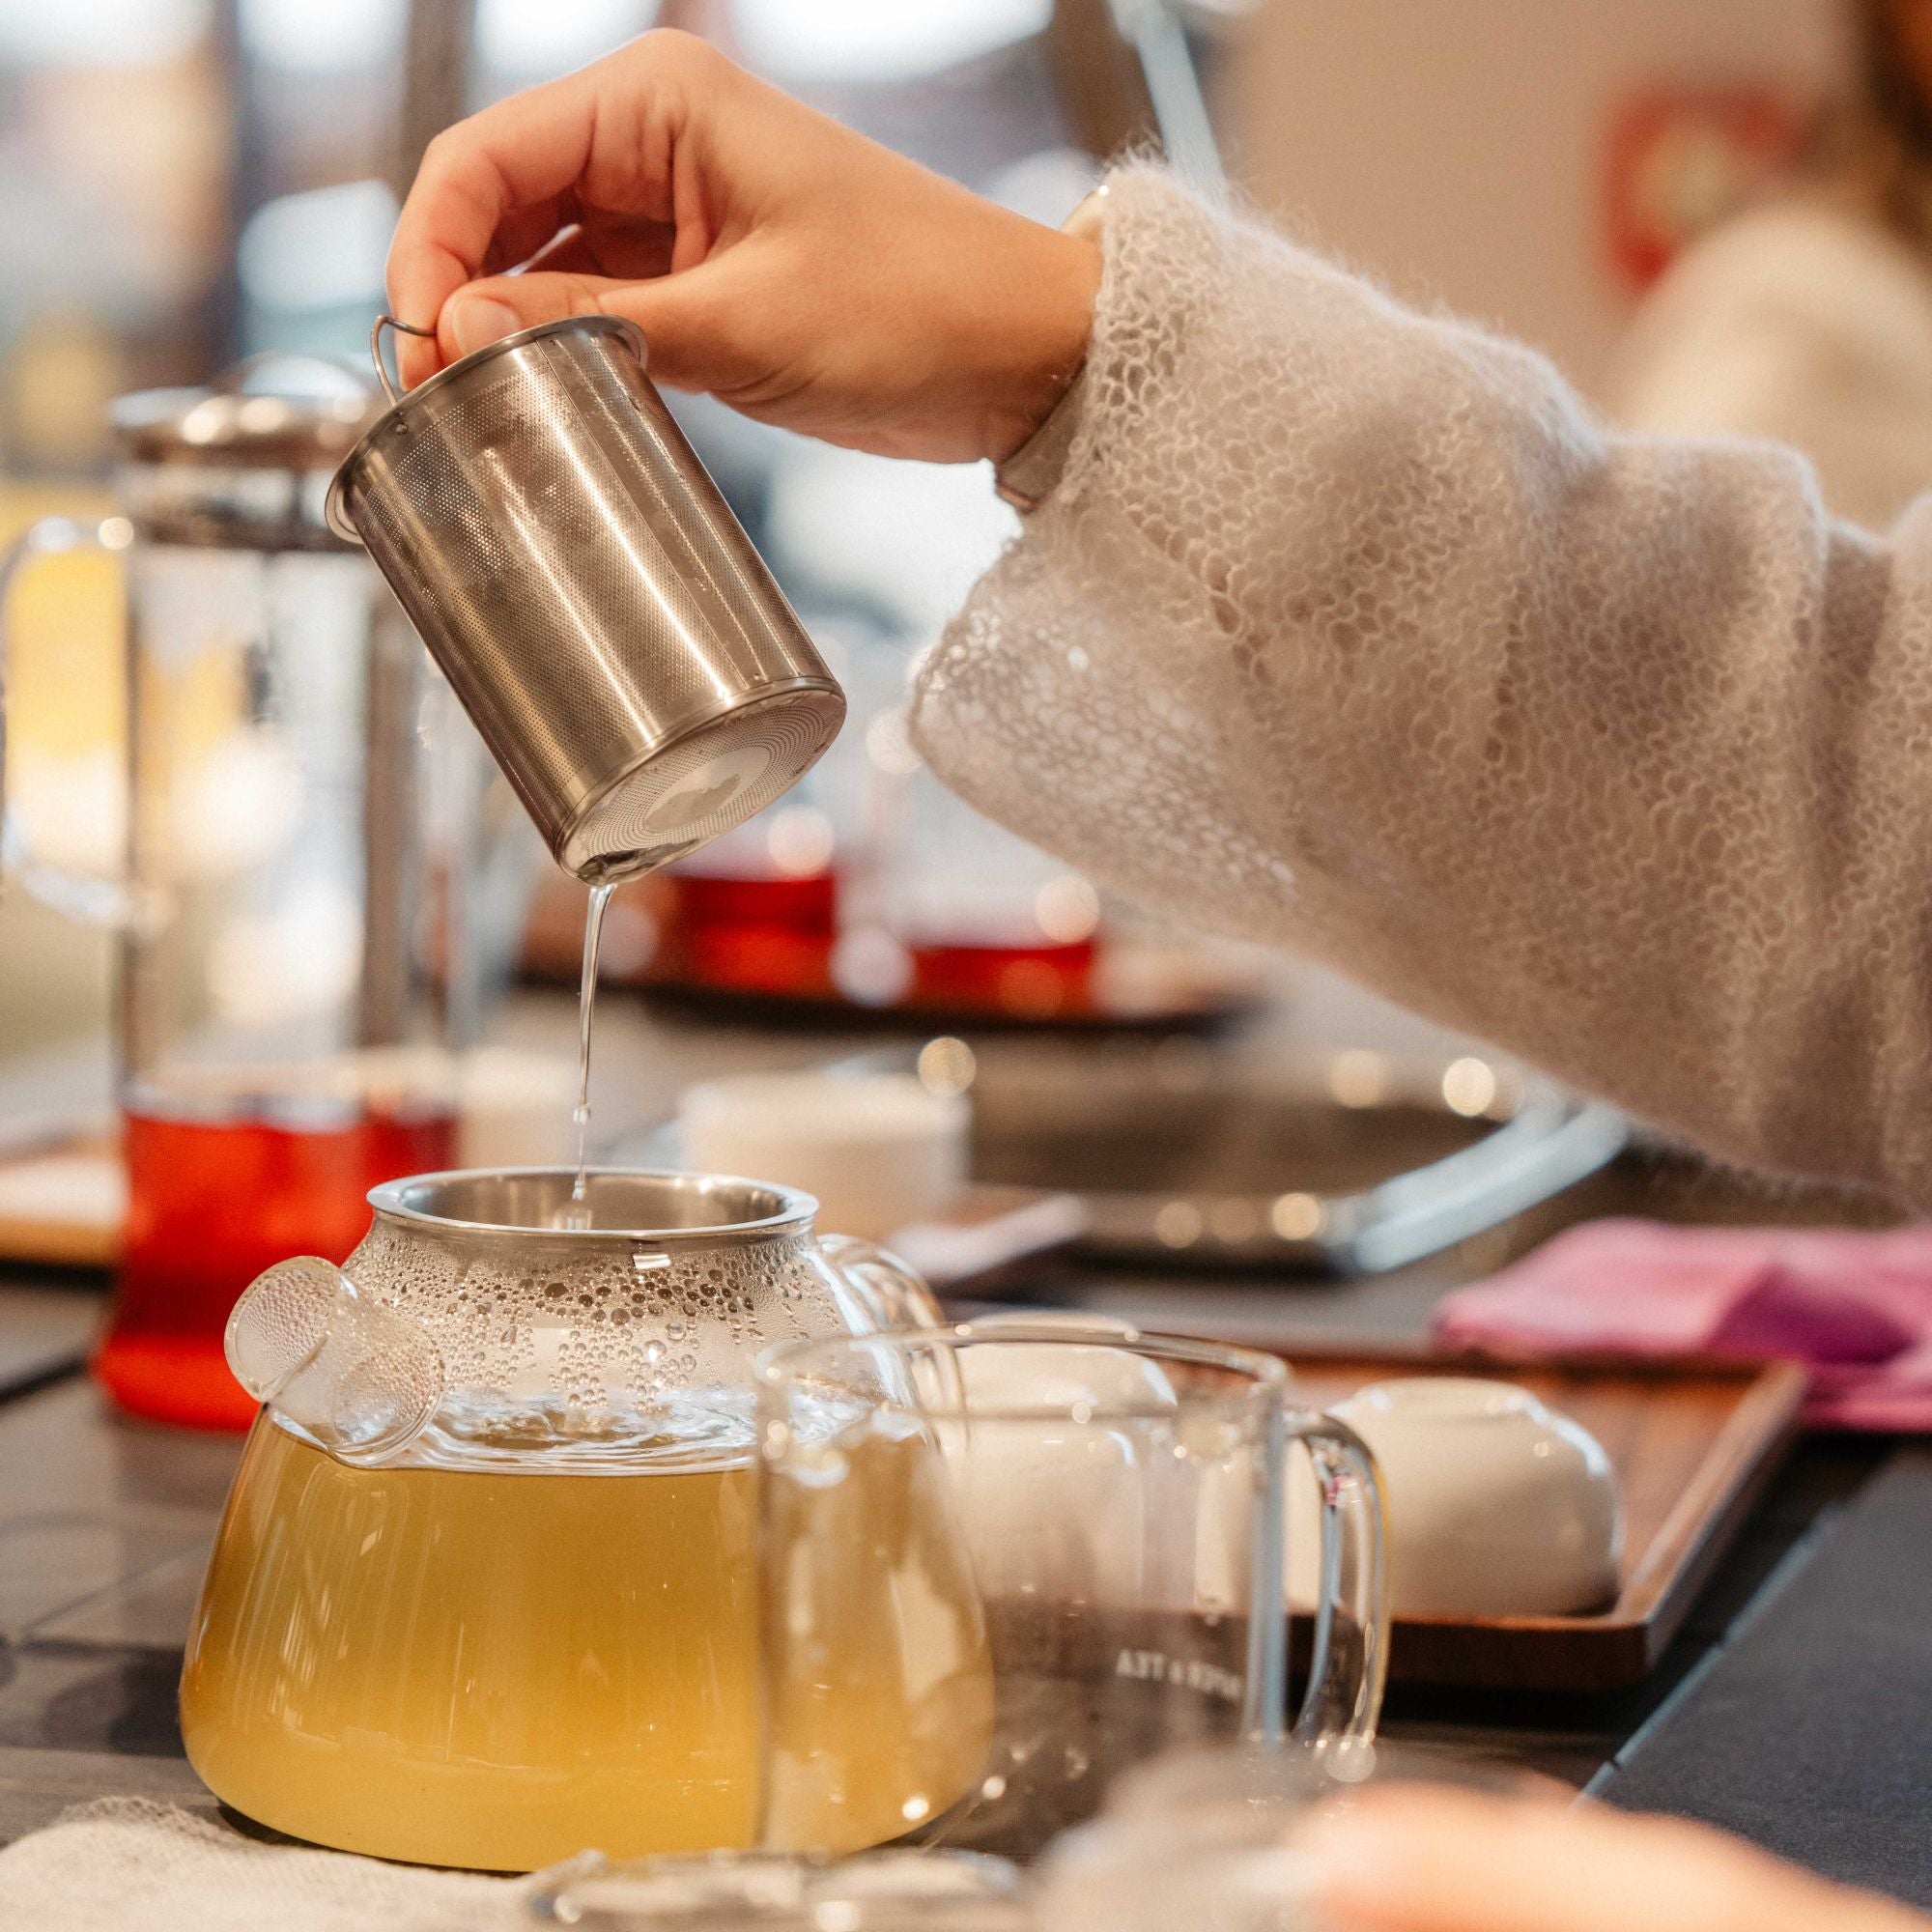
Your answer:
[327,315,844,882]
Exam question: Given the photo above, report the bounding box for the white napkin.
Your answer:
[0,1800,525,1932]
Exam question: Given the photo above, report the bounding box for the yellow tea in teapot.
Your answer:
[181,1411,991,1872]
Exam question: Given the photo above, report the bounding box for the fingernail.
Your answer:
[450,295,520,357]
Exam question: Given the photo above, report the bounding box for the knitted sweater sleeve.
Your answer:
[911,166,1932,1207]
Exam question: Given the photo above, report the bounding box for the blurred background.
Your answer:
[0,0,1860,1041]
[0,0,1889,1302]
[5,10,1925,1873]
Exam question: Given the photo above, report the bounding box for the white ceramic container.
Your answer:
[1290,1377,1621,1618]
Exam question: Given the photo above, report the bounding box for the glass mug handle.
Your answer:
[1283,1408,1389,1762]
[818,1233,944,1330]
[0,514,138,926]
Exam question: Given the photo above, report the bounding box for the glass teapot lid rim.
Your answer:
[367,1165,818,1241]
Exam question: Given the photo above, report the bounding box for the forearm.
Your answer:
[915,167,1932,1204]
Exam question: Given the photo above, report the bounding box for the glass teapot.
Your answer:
[181,1167,942,1875]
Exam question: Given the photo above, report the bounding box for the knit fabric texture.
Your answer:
[914,166,1932,1208]
[0,1800,522,1932]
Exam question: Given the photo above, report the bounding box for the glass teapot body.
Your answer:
[181,1168,947,1874]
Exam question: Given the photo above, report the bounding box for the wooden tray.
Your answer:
[0,1138,121,1271]
[1263,1340,1806,1692]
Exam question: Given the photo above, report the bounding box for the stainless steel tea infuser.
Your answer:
[327,315,845,884]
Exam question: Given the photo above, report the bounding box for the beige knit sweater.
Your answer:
[913,168,1932,1208]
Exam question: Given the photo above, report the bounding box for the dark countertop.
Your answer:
[1603,1444,1932,1907]
[0,1288,231,1843]
[0,1259,1924,1907]
[0,961,1926,1905]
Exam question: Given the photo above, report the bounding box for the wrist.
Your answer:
[980,216,1101,466]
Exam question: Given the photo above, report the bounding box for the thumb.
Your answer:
[438,268,738,393]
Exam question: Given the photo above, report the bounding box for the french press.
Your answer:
[0,365,500,1430]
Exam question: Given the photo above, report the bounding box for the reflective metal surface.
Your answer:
[369,1165,815,1238]
[112,356,378,552]
[838,1039,1627,1276]
[328,318,844,882]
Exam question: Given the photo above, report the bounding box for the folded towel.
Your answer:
[0,1799,521,1931]
[1434,1220,1932,1432]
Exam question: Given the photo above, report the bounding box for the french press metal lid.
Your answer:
[112,362,379,553]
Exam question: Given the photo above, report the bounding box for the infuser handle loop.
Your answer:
[370,314,438,407]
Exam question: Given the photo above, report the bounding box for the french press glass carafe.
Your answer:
[0,365,498,1430]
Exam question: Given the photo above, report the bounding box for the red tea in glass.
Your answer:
[7,372,492,1436]
[650,866,838,999]
[95,1083,457,1432]
[907,936,1096,1018]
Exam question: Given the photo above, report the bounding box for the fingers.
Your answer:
[387,71,600,380]
[386,30,725,386]
[480,193,582,278]
[437,270,607,362]
[435,264,754,398]
[525,213,679,283]
[1298,1786,1920,1932]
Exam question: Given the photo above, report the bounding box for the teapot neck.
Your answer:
[337,1202,842,1432]
[366,1167,819,1244]
[267,1381,759,1476]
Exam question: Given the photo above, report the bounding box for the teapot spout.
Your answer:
[226,1257,444,1466]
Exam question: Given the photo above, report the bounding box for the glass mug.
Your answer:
[181,1167,943,1873]
[753,1323,1388,1860]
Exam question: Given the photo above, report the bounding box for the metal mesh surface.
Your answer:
[335,320,841,880]
[564,689,844,878]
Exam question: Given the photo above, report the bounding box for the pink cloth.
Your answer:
[1434,1219,1932,1432]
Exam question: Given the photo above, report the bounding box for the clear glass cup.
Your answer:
[753,1323,1387,1861]
[862,757,1102,1020]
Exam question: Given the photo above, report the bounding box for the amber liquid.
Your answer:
[182,1417,993,1871]
[97,1098,457,1431]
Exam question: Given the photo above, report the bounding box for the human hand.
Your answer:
[1299,1784,1927,1932]
[386,30,1100,464]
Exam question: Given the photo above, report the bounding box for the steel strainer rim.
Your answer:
[324,314,647,542]
[557,680,844,881]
